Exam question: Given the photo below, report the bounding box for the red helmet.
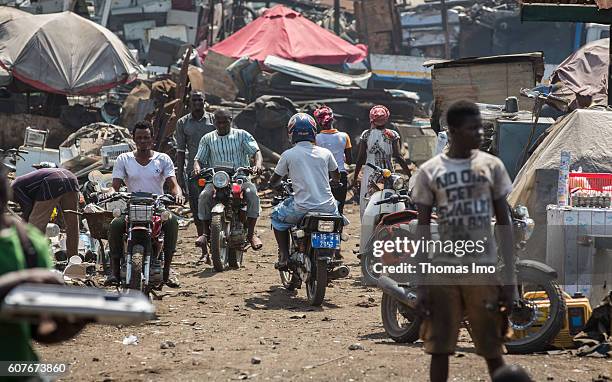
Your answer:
[313,106,334,130]
[369,105,390,126]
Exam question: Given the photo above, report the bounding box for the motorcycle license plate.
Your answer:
[311,233,340,249]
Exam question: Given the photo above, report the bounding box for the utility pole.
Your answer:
[334,0,340,35]
[441,0,450,59]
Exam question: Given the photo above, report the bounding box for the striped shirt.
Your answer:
[195,128,259,169]
[11,168,79,219]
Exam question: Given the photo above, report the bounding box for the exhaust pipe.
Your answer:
[328,265,350,279]
[377,276,417,309]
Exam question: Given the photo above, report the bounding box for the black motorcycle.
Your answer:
[191,166,253,271]
[272,181,350,306]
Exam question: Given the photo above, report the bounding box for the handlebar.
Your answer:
[375,194,409,206]
[189,166,254,181]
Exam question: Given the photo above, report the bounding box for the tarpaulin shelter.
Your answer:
[204,5,367,65]
[0,11,141,95]
[551,38,609,105]
[508,108,612,214]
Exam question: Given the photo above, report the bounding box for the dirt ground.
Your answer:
[37,205,611,382]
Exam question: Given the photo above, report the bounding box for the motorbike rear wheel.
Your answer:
[505,266,566,354]
[210,214,229,272]
[306,259,327,306]
[128,253,142,290]
[381,292,422,343]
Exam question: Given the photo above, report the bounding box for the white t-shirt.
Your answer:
[112,151,175,195]
[275,142,338,212]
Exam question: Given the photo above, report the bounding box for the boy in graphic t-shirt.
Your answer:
[411,100,517,382]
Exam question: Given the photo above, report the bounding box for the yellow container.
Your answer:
[511,291,592,349]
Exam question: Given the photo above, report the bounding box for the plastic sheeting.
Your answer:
[551,38,609,105]
[508,108,612,212]
[0,11,141,95]
[205,5,367,65]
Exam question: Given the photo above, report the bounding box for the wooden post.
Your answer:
[334,0,340,35]
[609,25,612,106]
[441,0,450,59]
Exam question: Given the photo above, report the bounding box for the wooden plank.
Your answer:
[431,61,537,115]
[202,50,239,101]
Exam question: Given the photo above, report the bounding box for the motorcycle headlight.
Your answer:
[318,220,335,233]
[392,176,405,191]
[212,171,230,188]
[112,208,121,218]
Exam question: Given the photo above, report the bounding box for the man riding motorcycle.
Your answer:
[107,120,185,287]
[269,113,342,270]
[193,108,264,258]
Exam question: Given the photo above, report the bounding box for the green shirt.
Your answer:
[0,224,53,363]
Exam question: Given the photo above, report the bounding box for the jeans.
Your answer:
[198,181,260,221]
[271,197,339,231]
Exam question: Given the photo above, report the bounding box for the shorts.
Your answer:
[419,284,511,358]
[270,197,340,231]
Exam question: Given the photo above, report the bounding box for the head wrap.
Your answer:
[313,106,334,130]
[369,105,390,127]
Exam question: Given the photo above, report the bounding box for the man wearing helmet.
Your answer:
[269,113,341,269]
[313,106,352,215]
[352,105,412,218]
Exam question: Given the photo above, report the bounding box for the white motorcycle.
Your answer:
[358,163,408,285]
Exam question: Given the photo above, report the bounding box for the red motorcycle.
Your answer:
[102,192,175,296]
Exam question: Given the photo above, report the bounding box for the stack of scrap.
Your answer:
[59,123,135,178]
[97,0,201,65]
[258,55,418,123]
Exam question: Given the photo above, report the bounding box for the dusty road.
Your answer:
[38,205,611,382]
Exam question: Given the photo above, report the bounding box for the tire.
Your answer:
[505,267,566,354]
[381,292,422,343]
[306,258,328,306]
[210,214,229,272]
[279,269,300,291]
[229,248,244,269]
[128,252,142,290]
[360,249,381,286]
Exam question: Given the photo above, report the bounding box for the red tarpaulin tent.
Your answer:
[201,5,367,65]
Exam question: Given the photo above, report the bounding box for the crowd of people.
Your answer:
[0,94,536,381]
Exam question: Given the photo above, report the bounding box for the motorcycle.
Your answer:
[375,195,566,354]
[101,192,176,296]
[272,181,350,306]
[191,166,253,271]
[359,162,410,286]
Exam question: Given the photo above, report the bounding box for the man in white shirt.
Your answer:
[107,120,185,287]
[269,113,341,269]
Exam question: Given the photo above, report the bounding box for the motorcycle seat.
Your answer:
[379,210,418,226]
[299,212,344,230]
